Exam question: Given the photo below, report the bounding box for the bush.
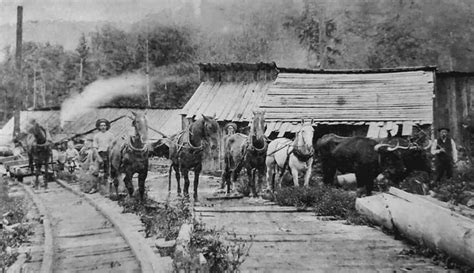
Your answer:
[273,184,369,224]
[432,165,474,206]
[174,220,252,272]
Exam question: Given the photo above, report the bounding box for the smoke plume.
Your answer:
[60,74,147,127]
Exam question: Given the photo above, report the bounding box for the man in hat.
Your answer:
[431,127,458,184]
[224,122,238,136]
[93,119,113,182]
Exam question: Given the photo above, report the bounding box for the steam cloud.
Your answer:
[60,74,147,127]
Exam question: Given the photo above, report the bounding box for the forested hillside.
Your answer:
[1,0,473,123]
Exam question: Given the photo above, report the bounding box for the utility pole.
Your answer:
[145,37,151,108]
[13,6,23,138]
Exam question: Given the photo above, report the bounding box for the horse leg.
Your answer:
[43,160,49,189]
[138,169,147,201]
[222,166,231,193]
[303,159,313,187]
[34,161,40,189]
[193,164,202,201]
[181,168,190,198]
[265,157,275,191]
[174,164,181,196]
[290,166,299,188]
[231,164,242,194]
[257,168,265,195]
[124,171,134,197]
[247,168,256,197]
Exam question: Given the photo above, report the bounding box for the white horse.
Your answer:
[265,122,314,191]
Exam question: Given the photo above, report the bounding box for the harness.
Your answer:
[174,126,205,155]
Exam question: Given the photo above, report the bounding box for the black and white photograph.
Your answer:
[0,0,474,272]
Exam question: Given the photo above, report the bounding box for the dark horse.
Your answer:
[168,115,219,201]
[109,111,149,200]
[17,120,53,189]
[222,111,267,197]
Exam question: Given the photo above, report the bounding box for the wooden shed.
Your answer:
[180,62,278,171]
[260,66,436,142]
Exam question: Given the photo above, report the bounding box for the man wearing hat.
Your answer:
[93,119,113,182]
[431,127,458,183]
[224,122,238,136]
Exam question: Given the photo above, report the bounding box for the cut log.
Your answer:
[336,173,356,186]
[356,189,474,267]
[389,187,474,219]
[355,194,393,230]
[174,223,193,259]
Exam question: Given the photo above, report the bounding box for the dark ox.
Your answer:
[316,133,431,196]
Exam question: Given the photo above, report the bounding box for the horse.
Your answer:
[168,114,219,201]
[109,111,149,200]
[222,111,267,197]
[16,121,53,189]
[265,121,315,191]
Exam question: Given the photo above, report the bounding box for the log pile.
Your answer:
[356,187,474,267]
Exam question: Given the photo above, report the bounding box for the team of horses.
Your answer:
[14,111,318,201]
[19,110,427,202]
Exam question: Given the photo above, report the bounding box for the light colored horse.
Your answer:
[265,122,314,191]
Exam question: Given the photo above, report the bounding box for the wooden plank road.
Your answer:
[195,209,447,272]
[147,173,449,272]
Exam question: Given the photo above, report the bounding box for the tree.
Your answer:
[283,0,342,68]
[90,24,134,76]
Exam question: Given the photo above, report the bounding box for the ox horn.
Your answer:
[387,141,409,151]
[374,143,391,151]
[423,140,432,150]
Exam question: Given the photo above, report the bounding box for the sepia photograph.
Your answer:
[0,0,474,272]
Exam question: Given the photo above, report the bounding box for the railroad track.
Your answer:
[15,176,171,273]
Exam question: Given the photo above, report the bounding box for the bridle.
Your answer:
[292,126,314,161]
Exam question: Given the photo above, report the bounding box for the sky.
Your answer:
[0,0,195,25]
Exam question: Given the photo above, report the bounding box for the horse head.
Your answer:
[295,122,314,155]
[201,114,219,150]
[250,110,266,150]
[131,111,148,144]
[29,122,48,145]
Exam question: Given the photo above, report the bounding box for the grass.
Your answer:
[0,178,33,271]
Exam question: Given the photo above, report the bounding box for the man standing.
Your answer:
[93,119,113,182]
[431,127,458,183]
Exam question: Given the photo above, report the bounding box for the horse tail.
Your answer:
[168,163,173,192]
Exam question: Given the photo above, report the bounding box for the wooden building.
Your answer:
[180,62,278,171]
[261,66,436,142]
[183,64,436,171]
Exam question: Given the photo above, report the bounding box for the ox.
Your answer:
[316,133,431,196]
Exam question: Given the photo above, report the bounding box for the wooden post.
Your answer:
[13,6,23,138]
[145,37,151,107]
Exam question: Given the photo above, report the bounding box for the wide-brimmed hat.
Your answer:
[95,118,110,130]
[438,127,450,132]
[224,122,237,132]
